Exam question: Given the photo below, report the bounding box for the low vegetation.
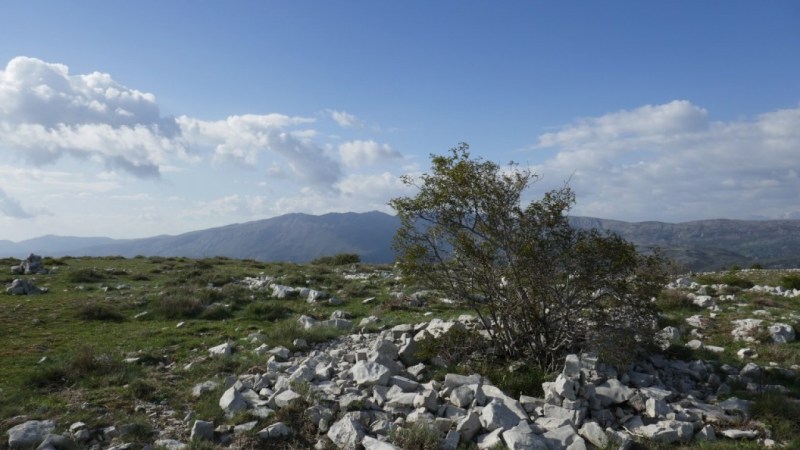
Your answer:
[2,250,800,448]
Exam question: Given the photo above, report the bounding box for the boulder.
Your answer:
[352,361,391,387]
[7,420,55,449]
[768,323,795,343]
[327,417,365,450]
[6,279,41,295]
[219,387,247,416]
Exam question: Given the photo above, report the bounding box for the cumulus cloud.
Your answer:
[0,56,186,177]
[327,109,364,128]
[178,114,341,188]
[0,187,33,218]
[533,101,800,221]
[338,140,401,167]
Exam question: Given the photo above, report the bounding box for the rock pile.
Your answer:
[10,253,48,275]
[184,318,789,449]
[5,278,43,295]
[7,313,796,449]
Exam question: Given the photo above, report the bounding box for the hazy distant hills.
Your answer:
[2,211,800,271]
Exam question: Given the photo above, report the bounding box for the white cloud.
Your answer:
[338,140,401,167]
[178,114,341,189]
[181,194,270,219]
[327,109,364,128]
[533,101,800,221]
[0,56,186,177]
[0,187,34,218]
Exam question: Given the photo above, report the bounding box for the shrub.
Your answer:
[780,274,800,290]
[67,268,106,283]
[720,272,755,289]
[391,422,441,450]
[128,379,158,400]
[390,145,667,370]
[155,294,205,319]
[416,326,489,368]
[76,303,125,322]
[656,290,698,311]
[311,253,361,266]
[751,393,800,443]
[200,303,232,320]
[244,302,291,321]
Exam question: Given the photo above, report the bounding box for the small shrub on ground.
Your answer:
[244,302,291,321]
[720,273,755,289]
[67,268,106,283]
[750,393,800,443]
[416,326,489,368]
[155,294,205,319]
[128,379,158,400]
[311,253,361,266]
[390,422,441,450]
[76,303,125,322]
[200,303,232,320]
[780,274,800,290]
[656,290,699,312]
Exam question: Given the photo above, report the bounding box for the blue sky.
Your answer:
[1,1,799,241]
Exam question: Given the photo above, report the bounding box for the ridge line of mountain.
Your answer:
[2,211,799,271]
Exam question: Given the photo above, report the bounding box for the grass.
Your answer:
[2,256,800,449]
[0,255,449,443]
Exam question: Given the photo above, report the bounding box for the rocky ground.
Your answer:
[3,258,800,449]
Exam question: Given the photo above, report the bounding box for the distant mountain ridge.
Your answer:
[2,211,800,271]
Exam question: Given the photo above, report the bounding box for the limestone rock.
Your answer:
[219,386,247,415]
[352,361,391,387]
[7,420,55,449]
[327,416,365,450]
[190,420,214,441]
[480,399,520,432]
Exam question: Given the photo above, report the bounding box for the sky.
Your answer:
[1,1,799,241]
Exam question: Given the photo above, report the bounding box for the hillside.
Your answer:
[2,212,800,271]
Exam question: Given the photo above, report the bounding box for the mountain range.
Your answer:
[3,211,800,271]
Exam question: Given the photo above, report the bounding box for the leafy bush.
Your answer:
[391,145,667,370]
[76,303,125,322]
[416,325,489,368]
[311,253,361,266]
[720,272,755,289]
[780,274,800,290]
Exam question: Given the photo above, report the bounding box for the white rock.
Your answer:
[351,361,391,387]
[219,387,247,415]
[595,379,633,406]
[769,323,795,343]
[7,420,55,449]
[480,399,520,432]
[208,342,233,358]
[577,422,608,448]
[502,421,549,450]
[361,436,399,450]
[327,417,365,450]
